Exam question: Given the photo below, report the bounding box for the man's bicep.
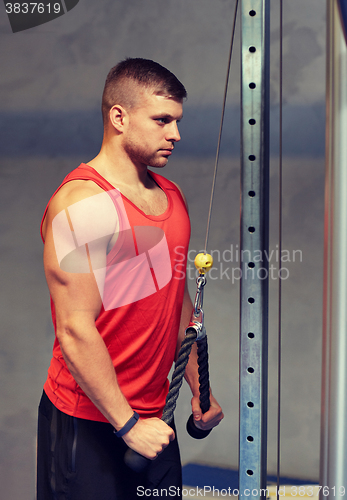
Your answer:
[43,187,119,317]
[51,190,119,274]
[43,227,104,319]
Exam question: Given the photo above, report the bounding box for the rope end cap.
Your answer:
[194,253,213,274]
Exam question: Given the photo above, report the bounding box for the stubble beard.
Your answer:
[123,138,168,169]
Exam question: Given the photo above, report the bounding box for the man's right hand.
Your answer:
[122,417,175,459]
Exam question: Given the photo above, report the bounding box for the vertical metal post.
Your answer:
[320,1,347,498]
[239,0,270,496]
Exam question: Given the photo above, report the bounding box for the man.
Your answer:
[37,58,223,500]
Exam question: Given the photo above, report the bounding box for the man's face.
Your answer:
[123,91,183,169]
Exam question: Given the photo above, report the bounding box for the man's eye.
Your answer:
[156,118,168,124]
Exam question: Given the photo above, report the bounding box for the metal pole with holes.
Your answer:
[239,0,270,496]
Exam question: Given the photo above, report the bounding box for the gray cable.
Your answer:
[277,1,284,497]
[203,0,239,254]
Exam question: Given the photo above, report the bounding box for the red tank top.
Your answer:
[41,164,190,421]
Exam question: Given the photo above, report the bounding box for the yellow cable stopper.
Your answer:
[194,253,213,274]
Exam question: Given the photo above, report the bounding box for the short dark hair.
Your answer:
[101,58,187,126]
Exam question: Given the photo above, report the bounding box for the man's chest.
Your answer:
[118,185,168,216]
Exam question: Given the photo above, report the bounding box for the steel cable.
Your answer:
[277,0,284,497]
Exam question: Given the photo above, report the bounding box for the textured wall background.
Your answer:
[0,0,326,497]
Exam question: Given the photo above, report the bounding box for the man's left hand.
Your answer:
[191,393,224,431]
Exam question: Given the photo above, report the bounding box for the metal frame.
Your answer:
[239,0,270,496]
[320,1,347,497]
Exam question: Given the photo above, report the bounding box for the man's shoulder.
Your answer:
[56,178,104,204]
[43,178,119,246]
[50,162,111,206]
[44,177,118,233]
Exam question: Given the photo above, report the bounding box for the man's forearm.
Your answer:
[57,321,133,430]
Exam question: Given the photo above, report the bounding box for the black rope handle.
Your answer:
[124,330,197,472]
[162,329,198,424]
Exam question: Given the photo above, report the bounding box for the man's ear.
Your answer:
[109,104,128,133]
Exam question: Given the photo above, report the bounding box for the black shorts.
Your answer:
[37,391,182,500]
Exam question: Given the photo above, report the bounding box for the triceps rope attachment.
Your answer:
[161,253,213,425]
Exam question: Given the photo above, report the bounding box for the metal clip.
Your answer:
[194,275,206,315]
[186,274,207,341]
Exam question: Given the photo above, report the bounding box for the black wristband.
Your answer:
[114,411,140,438]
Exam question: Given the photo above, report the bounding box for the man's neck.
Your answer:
[86,144,168,217]
[87,143,150,190]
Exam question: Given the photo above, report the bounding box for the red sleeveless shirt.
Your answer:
[41,164,190,421]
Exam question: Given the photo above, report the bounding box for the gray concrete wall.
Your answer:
[0,1,326,497]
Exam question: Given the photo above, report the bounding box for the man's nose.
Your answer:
[166,122,181,143]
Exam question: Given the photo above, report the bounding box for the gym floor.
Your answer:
[181,464,318,499]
